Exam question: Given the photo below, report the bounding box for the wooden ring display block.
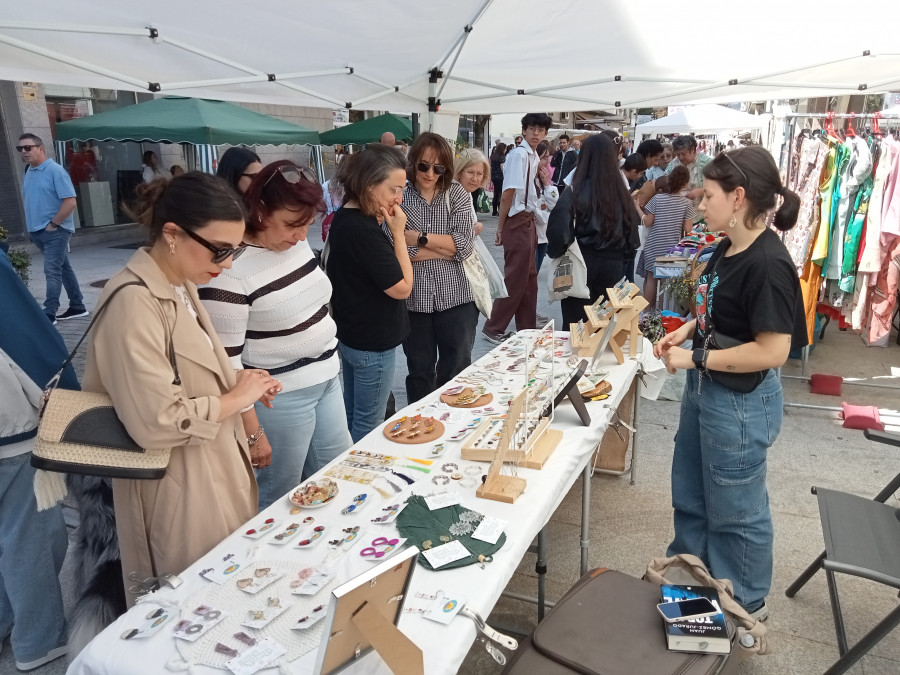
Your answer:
[383,417,445,445]
[439,388,494,408]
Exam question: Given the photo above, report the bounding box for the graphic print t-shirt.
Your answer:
[692,229,807,350]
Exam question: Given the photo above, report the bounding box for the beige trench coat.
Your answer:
[82,249,257,605]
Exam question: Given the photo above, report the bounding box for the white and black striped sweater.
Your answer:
[198,241,339,392]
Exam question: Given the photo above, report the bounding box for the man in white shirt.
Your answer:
[482,113,552,342]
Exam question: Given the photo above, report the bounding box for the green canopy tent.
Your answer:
[319,113,413,146]
[54,95,321,145]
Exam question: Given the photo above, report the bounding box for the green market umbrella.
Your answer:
[396,495,506,571]
[319,113,413,146]
[54,96,321,145]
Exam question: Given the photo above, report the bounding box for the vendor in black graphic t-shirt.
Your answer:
[654,147,807,621]
[324,145,413,443]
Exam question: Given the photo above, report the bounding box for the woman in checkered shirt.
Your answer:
[399,133,477,404]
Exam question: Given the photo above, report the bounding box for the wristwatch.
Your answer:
[47,220,60,228]
[692,348,709,372]
[417,232,429,247]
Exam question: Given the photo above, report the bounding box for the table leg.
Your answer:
[537,529,547,621]
[580,462,591,576]
[630,376,640,486]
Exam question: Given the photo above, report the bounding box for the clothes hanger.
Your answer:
[846,112,857,137]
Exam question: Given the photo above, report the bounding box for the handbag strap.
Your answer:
[50,280,180,388]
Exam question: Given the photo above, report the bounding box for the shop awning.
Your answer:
[635,105,770,136]
[319,113,413,146]
[54,96,321,145]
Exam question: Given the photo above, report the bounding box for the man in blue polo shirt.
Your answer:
[18,133,88,325]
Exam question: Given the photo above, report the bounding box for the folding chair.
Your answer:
[785,429,900,675]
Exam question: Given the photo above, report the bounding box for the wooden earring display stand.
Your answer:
[572,284,648,365]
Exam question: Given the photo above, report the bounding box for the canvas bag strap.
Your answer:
[47,280,180,390]
[645,553,769,654]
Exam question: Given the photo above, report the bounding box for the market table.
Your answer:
[69,334,650,675]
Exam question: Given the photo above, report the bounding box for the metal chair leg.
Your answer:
[536,529,547,621]
[785,551,826,597]
[823,604,900,675]
[825,569,849,655]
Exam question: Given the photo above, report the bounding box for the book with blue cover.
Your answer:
[659,584,731,654]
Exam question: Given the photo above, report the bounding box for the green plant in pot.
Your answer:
[0,225,32,285]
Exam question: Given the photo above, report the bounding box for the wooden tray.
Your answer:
[439,387,494,408]
[382,416,445,445]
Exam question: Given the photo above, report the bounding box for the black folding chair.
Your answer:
[785,429,900,675]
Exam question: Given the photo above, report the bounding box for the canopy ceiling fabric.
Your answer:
[318,113,413,145]
[635,105,769,135]
[53,95,321,144]
[1,1,899,115]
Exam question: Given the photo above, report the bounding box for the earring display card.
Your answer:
[200,555,248,584]
[423,592,467,625]
[291,604,328,630]
[296,525,328,549]
[268,522,303,546]
[235,568,285,595]
[290,567,335,595]
[424,492,462,511]
[421,540,470,569]
[241,518,278,540]
[173,606,227,642]
[371,503,407,524]
[120,607,173,640]
[225,637,287,675]
[240,598,292,630]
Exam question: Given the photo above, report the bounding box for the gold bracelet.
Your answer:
[247,426,265,447]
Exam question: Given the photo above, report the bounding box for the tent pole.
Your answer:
[0,32,150,90]
[428,76,437,132]
[434,0,495,71]
[0,21,147,37]
[275,81,345,108]
[445,75,517,94]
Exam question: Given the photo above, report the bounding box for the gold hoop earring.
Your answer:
[728,214,737,229]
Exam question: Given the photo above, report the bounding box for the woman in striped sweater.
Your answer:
[200,161,351,510]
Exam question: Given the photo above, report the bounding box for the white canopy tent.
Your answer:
[1,1,899,122]
[634,104,770,140]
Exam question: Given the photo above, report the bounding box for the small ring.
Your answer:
[464,465,481,476]
[432,475,450,485]
[460,478,477,488]
[441,463,458,473]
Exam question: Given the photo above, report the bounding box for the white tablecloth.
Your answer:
[70,337,643,675]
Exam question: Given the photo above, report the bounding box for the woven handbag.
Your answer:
[31,281,179,480]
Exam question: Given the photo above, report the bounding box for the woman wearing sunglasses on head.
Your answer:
[400,132,477,404]
[654,147,807,621]
[200,161,351,510]
[83,172,280,605]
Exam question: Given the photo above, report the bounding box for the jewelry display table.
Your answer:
[70,334,647,675]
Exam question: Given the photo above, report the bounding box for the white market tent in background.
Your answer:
[1,1,899,121]
[634,104,770,141]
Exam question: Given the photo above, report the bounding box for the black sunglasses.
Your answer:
[15,144,41,152]
[416,161,446,176]
[262,164,317,189]
[180,226,246,264]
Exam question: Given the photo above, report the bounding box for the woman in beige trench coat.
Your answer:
[82,173,281,606]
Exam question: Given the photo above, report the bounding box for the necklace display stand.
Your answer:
[573,279,648,366]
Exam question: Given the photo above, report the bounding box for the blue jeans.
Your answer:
[339,343,396,444]
[0,451,68,662]
[29,227,85,318]
[668,368,783,611]
[253,375,351,510]
[535,242,548,273]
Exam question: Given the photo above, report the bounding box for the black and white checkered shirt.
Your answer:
[395,181,475,313]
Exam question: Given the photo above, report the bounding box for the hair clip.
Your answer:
[215,643,239,657]
[233,631,256,647]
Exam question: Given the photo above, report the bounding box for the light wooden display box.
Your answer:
[461,416,562,470]
[576,285,648,365]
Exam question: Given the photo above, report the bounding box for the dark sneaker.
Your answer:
[482,330,513,345]
[747,602,769,622]
[57,307,89,321]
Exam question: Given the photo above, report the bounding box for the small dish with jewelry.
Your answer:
[289,478,339,508]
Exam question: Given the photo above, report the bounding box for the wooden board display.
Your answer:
[460,416,561,469]
[382,416,445,444]
[439,387,493,408]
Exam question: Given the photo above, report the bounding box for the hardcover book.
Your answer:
[659,584,731,655]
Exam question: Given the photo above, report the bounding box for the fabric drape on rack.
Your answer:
[784,137,830,273]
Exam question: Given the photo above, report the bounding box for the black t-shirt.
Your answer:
[325,207,410,352]
[693,228,808,350]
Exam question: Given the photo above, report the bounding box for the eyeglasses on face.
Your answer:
[16,144,41,152]
[416,161,446,176]
[180,226,246,264]
[262,164,317,189]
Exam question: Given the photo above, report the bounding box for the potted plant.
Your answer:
[0,224,32,286]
